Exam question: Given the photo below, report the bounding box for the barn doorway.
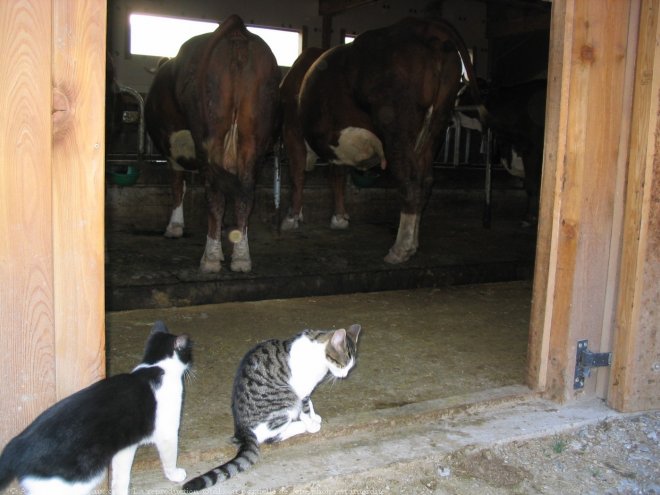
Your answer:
[1,1,656,492]
[103,0,547,487]
[103,0,660,490]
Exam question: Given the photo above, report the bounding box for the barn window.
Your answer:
[129,13,301,67]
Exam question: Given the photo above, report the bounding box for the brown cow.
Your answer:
[281,17,482,263]
[145,15,280,273]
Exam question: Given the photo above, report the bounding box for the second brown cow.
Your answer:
[281,17,481,264]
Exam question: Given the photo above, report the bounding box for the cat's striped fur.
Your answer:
[182,324,361,492]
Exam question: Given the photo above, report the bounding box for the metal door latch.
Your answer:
[574,340,612,389]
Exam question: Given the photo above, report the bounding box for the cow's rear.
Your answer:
[294,18,478,263]
[146,15,280,273]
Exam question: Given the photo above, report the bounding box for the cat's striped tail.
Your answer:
[182,430,260,492]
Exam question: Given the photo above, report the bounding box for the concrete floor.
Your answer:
[106,280,533,492]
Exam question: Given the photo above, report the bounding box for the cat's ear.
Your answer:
[174,334,190,351]
[347,324,361,343]
[330,328,347,352]
[151,320,169,335]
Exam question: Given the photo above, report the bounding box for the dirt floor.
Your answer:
[106,282,532,455]
[104,283,659,495]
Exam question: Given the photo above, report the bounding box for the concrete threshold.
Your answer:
[129,386,622,494]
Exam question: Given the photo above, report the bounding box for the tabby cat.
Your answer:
[182,323,361,492]
[0,321,192,495]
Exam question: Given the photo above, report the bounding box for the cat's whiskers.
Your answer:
[184,367,198,385]
[323,374,339,387]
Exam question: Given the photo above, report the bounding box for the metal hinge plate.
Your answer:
[574,340,612,389]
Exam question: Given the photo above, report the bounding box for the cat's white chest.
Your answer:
[134,359,185,445]
[152,362,185,440]
[287,337,328,398]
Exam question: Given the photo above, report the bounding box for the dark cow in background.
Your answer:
[145,57,190,238]
[484,79,547,227]
[145,15,280,273]
[454,77,547,227]
[281,17,482,264]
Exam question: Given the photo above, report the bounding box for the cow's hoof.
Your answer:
[200,261,221,273]
[230,258,252,272]
[200,257,221,273]
[330,214,350,230]
[230,236,251,272]
[280,214,301,231]
[164,223,184,238]
[384,248,413,264]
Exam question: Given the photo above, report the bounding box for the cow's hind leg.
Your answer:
[281,136,314,231]
[329,165,350,229]
[384,212,419,263]
[200,179,225,273]
[229,225,251,272]
[385,172,432,264]
[164,168,186,238]
[230,181,254,273]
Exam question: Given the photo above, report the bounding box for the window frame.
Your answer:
[127,13,302,67]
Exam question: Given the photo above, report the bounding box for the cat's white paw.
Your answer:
[165,467,187,483]
[302,413,322,433]
[306,420,321,433]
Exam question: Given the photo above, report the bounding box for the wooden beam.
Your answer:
[322,14,333,49]
[526,0,572,393]
[52,0,106,400]
[319,0,378,16]
[527,0,636,402]
[0,0,106,448]
[609,0,660,412]
[0,0,56,447]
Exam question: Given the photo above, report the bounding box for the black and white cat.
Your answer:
[0,321,192,495]
[183,324,361,492]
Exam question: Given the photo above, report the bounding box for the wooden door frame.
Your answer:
[0,0,106,446]
[527,0,659,411]
[1,0,657,448]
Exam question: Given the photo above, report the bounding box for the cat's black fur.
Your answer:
[183,324,360,492]
[0,321,192,495]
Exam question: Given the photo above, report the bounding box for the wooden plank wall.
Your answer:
[0,0,106,446]
[527,0,640,402]
[0,1,57,445]
[52,0,107,399]
[609,0,660,412]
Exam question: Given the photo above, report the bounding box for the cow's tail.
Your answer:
[197,14,249,104]
[432,19,490,123]
[182,430,260,492]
